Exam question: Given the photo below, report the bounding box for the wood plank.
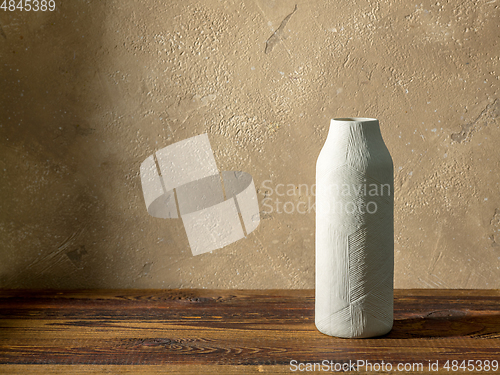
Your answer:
[0,364,295,374]
[0,289,499,373]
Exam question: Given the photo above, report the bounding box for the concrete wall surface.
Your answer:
[0,0,499,289]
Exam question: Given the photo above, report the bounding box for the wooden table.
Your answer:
[0,289,499,374]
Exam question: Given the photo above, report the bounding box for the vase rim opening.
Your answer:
[332,117,377,122]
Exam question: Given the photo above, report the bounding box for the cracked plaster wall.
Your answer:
[0,0,499,289]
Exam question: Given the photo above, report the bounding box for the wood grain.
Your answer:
[0,289,499,373]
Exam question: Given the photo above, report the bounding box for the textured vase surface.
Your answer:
[315,117,394,338]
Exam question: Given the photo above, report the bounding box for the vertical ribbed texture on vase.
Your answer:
[315,118,394,338]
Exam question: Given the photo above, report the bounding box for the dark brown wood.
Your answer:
[0,289,499,373]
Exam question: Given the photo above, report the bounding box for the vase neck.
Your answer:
[326,118,383,145]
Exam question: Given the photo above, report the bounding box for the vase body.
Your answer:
[315,118,394,338]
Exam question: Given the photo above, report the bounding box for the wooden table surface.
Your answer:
[0,289,499,374]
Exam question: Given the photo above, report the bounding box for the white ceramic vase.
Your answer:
[315,118,394,338]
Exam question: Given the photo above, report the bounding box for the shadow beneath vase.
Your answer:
[387,310,500,339]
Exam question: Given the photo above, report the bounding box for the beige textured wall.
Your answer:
[1,0,498,289]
